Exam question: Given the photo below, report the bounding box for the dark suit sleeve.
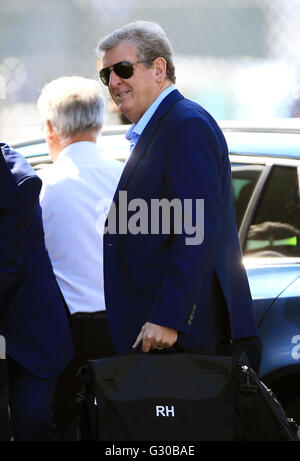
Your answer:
[0,172,42,306]
[146,115,226,333]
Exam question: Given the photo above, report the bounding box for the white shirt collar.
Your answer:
[56,141,101,166]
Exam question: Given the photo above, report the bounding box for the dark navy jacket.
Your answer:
[0,143,73,378]
[104,90,258,353]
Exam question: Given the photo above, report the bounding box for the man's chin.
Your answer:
[119,108,133,124]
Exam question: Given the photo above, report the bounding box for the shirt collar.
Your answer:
[57,141,100,165]
[125,85,175,142]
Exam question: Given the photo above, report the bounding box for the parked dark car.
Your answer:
[12,119,300,425]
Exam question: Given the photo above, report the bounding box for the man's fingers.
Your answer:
[141,336,152,353]
[132,322,178,352]
[132,329,144,349]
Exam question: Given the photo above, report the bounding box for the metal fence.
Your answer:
[1,0,300,143]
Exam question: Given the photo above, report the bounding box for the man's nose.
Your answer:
[109,70,122,87]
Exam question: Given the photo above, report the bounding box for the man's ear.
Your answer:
[154,57,167,83]
[45,120,55,138]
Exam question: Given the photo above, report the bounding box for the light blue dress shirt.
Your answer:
[125,85,175,153]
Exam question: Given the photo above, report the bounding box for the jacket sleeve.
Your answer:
[0,170,42,306]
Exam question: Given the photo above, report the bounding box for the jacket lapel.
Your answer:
[112,89,184,205]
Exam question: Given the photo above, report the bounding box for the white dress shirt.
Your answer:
[39,141,124,314]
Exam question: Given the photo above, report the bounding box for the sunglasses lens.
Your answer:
[99,61,135,86]
[99,68,110,86]
[114,61,134,79]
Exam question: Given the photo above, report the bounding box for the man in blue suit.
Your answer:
[97,21,258,354]
[0,143,73,440]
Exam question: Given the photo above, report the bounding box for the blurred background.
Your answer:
[1,0,300,143]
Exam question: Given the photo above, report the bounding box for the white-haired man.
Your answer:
[37,76,124,440]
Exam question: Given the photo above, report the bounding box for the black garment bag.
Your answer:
[0,338,11,441]
[76,349,299,441]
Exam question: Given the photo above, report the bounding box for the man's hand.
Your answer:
[132,322,178,353]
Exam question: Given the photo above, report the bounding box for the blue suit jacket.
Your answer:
[0,144,73,378]
[104,90,258,353]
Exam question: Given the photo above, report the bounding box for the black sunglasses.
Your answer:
[99,60,148,86]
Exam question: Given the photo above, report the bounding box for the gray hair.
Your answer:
[37,76,105,140]
[97,21,176,84]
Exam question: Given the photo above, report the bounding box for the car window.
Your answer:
[231,164,264,229]
[244,165,300,257]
